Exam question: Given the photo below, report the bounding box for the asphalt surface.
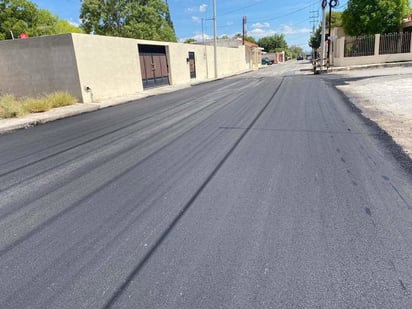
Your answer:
[1,63,412,308]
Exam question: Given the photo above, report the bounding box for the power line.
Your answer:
[246,3,315,24]
[218,1,267,16]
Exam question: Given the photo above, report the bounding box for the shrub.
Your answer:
[46,92,77,108]
[0,92,77,119]
[0,95,27,119]
[23,98,52,113]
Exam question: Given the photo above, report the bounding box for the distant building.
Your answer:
[401,12,412,33]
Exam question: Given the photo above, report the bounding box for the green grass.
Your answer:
[0,92,77,119]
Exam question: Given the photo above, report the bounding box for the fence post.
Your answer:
[410,33,412,54]
[335,37,345,66]
[375,34,380,56]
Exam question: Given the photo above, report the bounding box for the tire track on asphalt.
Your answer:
[0,78,266,256]
[102,77,285,309]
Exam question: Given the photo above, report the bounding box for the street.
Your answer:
[1,62,412,308]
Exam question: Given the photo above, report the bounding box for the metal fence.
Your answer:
[344,35,375,57]
[379,32,411,54]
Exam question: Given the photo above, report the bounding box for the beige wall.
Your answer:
[0,33,251,103]
[72,34,143,103]
[166,42,249,85]
[73,35,250,102]
[0,34,82,99]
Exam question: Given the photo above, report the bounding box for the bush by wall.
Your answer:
[0,92,76,119]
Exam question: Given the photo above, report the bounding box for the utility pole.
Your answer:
[213,0,218,79]
[327,0,339,64]
[242,16,247,45]
[321,0,327,70]
[309,10,318,59]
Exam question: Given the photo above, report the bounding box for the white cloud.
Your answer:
[280,25,311,35]
[248,28,277,39]
[178,32,212,43]
[247,22,311,39]
[69,19,80,27]
[194,33,211,40]
[185,7,195,13]
[192,16,201,23]
[199,4,208,12]
[252,22,270,29]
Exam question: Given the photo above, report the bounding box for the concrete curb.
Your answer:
[0,103,99,135]
[329,61,412,72]
[0,69,258,135]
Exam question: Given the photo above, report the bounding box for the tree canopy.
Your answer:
[0,0,83,40]
[342,0,410,35]
[309,26,322,50]
[288,45,305,58]
[257,34,288,53]
[80,0,177,42]
[309,11,343,50]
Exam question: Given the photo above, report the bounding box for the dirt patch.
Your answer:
[336,76,412,158]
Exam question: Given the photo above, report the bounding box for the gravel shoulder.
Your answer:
[332,67,412,158]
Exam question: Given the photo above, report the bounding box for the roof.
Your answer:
[243,40,259,48]
[234,37,259,48]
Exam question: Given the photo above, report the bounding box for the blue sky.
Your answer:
[30,0,352,51]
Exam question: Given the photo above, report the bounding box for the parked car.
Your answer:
[261,58,272,65]
[297,55,304,60]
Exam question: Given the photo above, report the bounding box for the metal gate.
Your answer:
[138,45,169,89]
[188,52,196,79]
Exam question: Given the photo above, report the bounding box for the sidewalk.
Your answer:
[329,60,412,72]
[331,65,412,158]
[0,69,254,135]
[0,82,197,135]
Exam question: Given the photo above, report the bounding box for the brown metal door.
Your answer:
[188,52,196,79]
[138,45,169,89]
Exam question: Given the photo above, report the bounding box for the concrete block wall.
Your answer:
[0,33,251,103]
[0,34,82,100]
[72,34,143,103]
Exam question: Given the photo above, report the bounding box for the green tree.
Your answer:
[234,33,257,44]
[0,0,83,40]
[342,0,410,35]
[257,34,288,53]
[309,11,343,50]
[55,20,84,34]
[245,36,257,44]
[33,9,57,36]
[309,25,322,50]
[184,38,196,44]
[0,0,37,39]
[288,45,304,58]
[327,11,343,28]
[80,0,177,42]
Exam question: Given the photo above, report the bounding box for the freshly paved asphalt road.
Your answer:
[1,63,412,308]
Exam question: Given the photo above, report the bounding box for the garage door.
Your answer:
[138,45,170,89]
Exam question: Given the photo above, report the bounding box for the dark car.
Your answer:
[297,55,304,60]
[261,58,272,65]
